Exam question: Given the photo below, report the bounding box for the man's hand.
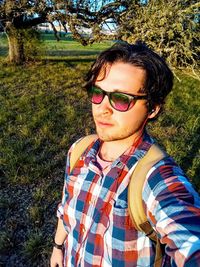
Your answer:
[50,247,64,267]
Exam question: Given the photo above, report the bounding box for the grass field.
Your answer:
[0,32,200,266]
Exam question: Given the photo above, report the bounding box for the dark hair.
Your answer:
[85,41,173,116]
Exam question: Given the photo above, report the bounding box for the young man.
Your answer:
[50,42,200,267]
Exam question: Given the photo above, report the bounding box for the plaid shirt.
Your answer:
[57,132,200,267]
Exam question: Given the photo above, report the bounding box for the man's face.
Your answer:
[92,61,150,143]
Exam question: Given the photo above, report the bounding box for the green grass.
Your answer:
[0,61,93,184]
[23,231,50,266]
[43,33,113,51]
[148,74,200,187]
[0,32,200,266]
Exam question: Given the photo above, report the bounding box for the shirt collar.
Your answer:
[83,131,155,171]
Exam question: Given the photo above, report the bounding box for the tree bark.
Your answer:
[5,22,25,64]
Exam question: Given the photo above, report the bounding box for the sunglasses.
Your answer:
[87,86,148,112]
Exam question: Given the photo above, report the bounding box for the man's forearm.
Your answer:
[54,218,67,245]
[51,218,67,267]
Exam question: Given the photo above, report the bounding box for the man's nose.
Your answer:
[98,95,113,114]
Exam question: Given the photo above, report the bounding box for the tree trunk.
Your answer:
[5,23,25,64]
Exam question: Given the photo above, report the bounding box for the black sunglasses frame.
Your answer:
[87,86,148,112]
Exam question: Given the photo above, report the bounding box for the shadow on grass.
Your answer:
[0,48,100,63]
[45,49,101,56]
[40,50,100,64]
[41,57,96,65]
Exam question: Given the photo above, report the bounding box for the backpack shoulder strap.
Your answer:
[69,134,98,172]
[128,144,167,267]
[128,144,166,232]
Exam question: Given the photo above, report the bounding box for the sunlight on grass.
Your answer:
[147,72,200,188]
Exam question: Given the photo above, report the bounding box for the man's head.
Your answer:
[85,41,173,116]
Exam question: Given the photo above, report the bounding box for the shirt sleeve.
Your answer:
[57,138,83,219]
[143,157,200,266]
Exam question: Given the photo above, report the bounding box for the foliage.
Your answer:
[25,28,41,55]
[118,0,200,69]
[21,28,42,61]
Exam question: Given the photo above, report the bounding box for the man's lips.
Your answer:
[95,120,113,127]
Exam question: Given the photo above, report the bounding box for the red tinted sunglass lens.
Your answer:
[112,101,129,111]
[110,93,131,111]
[90,87,104,104]
[92,93,104,104]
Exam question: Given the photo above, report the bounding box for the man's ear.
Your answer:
[148,105,161,119]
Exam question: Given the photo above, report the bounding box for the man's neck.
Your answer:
[99,133,143,162]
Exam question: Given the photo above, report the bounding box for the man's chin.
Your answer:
[96,128,137,143]
[96,130,120,142]
[96,131,113,142]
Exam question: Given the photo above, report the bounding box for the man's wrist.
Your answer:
[53,241,64,250]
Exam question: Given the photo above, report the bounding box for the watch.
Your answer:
[53,241,63,250]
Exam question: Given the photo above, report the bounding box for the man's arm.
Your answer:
[50,138,85,266]
[50,218,67,267]
[143,159,200,266]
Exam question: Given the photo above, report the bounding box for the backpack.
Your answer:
[69,134,166,267]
